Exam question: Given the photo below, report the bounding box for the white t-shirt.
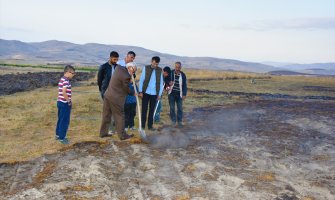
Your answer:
[117,59,126,67]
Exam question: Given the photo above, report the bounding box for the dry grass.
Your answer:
[190,75,335,97]
[1,68,335,163]
[183,68,269,79]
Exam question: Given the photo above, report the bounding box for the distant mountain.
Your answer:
[0,39,276,73]
[280,63,335,75]
[268,70,311,76]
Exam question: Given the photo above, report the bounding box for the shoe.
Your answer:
[178,122,184,127]
[108,130,115,136]
[130,127,137,131]
[148,127,157,131]
[55,135,60,140]
[100,134,112,138]
[125,128,129,132]
[119,133,134,140]
[59,138,70,144]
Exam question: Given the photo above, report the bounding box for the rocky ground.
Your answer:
[0,99,334,200]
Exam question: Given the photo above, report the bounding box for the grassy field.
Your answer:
[1,67,335,163]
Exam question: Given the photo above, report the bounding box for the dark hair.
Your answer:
[175,61,182,66]
[163,66,171,73]
[110,51,119,58]
[152,56,160,63]
[127,51,136,57]
[64,65,75,72]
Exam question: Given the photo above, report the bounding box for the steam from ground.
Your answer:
[147,108,263,149]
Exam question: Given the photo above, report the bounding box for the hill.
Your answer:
[0,39,275,73]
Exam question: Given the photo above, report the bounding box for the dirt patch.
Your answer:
[0,100,334,199]
[0,72,95,95]
[189,88,335,100]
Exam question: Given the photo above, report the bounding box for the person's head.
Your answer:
[126,62,137,76]
[64,65,75,79]
[109,51,119,65]
[175,61,182,73]
[125,51,136,63]
[163,66,171,77]
[151,56,160,68]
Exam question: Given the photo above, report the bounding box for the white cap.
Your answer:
[126,62,136,67]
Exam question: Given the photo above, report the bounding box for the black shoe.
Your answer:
[100,134,112,138]
[148,127,157,131]
[120,133,134,140]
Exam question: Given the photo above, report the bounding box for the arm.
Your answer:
[158,72,163,98]
[182,73,187,99]
[97,65,104,91]
[138,66,146,97]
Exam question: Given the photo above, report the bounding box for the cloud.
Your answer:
[218,17,335,31]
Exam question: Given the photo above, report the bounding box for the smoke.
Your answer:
[147,107,263,149]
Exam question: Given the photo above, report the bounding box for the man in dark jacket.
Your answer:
[100,62,137,140]
[168,61,187,127]
[97,51,119,99]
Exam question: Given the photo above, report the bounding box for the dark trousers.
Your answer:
[168,94,183,124]
[141,93,157,129]
[56,101,72,140]
[125,103,136,128]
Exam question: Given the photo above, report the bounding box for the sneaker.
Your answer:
[130,127,137,131]
[55,135,60,140]
[107,131,114,136]
[59,138,70,144]
[125,128,129,132]
[178,123,184,128]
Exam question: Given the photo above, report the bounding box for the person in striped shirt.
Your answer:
[55,65,75,144]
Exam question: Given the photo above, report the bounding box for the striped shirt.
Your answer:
[58,76,72,103]
[171,73,180,95]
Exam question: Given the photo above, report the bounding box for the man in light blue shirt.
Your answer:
[138,56,163,130]
[117,51,136,67]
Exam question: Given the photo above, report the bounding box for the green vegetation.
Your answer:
[0,63,98,72]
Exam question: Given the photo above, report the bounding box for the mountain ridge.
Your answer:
[1,39,334,74]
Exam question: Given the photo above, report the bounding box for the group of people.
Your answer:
[55,51,187,144]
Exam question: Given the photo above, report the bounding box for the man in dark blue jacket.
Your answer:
[97,51,119,136]
[97,51,119,99]
[168,61,187,127]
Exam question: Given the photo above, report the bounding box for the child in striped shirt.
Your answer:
[55,65,75,144]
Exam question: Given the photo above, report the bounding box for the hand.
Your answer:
[182,96,186,100]
[68,101,72,106]
[157,96,161,100]
[138,92,143,98]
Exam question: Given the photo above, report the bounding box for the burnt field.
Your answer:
[0,100,334,199]
[0,71,334,199]
[0,72,95,96]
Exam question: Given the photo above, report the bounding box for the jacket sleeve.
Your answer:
[182,72,187,96]
[122,75,131,95]
[97,65,104,91]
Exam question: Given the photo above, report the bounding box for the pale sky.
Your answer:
[1,0,335,63]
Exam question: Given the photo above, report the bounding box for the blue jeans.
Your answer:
[56,101,71,140]
[168,94,183,124]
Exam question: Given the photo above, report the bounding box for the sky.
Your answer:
[0,0,335,63]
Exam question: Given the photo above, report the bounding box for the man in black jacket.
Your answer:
[97,51,119,136]
[97,51,119,99]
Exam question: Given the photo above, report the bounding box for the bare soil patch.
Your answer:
[1,100,334,199]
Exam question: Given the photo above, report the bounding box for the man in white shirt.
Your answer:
[117,51,136,67]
